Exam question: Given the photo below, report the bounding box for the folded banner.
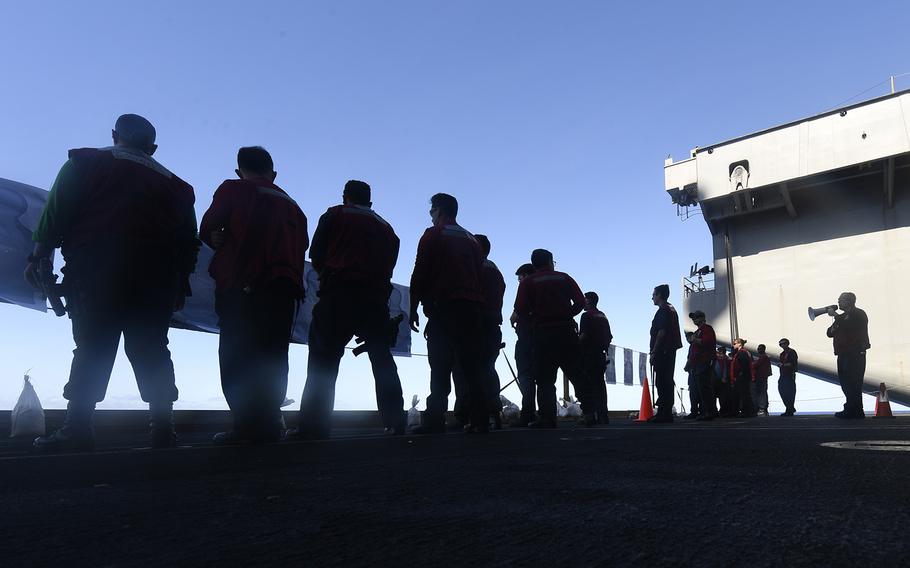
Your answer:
[605,345,616,385]
[623,348,633,386]
[0,177,412,356]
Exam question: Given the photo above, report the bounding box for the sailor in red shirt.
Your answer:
[474,234,507,428]
[511,249,587,428]
[686,310,718,420]
[579,291,612,425]
[296,180,405,439]
[511,263,537,425]
[715,346,734,417]
[30,114,200,452]
[777,338,799,416]
[648,284,683,422]
[751,344,772,416]
[730,338,756,417]
[199,146,309,444]
[409,193,489,433]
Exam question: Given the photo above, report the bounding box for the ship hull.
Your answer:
[684,156,910,405]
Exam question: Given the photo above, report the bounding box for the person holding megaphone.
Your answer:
[823,292,870,419]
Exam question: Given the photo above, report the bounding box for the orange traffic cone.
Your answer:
[874,382,895,418]
[636,375,655,422]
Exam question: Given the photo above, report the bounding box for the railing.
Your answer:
[683,273,714,296]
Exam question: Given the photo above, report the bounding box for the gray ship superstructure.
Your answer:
[665,89,910,405]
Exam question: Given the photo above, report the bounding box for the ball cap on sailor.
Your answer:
[112,113,157,154]
[689,310,706,320]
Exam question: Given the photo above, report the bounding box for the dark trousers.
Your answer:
[778,373,796,413]
[718,380,735,416]
[687,371,700,414]
[424,302,488,428]
[429,320,471,426]
[733,377,755,416]
[63,278,177,412]
[695,368,716,416]
[483,324,503,415]
[652,351,676,417]
[450,362,471,425]
[452,324,501,422]
[751,378,769,412]
[582,350,608,416]
[837,352,866,413]
[532,325,587,420]
[515,335,535,419]
[299,287,404,438]
[216,282,296,438]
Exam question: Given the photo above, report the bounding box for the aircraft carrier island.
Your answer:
[665,89,910,406]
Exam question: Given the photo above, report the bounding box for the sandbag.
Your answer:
[407,395,421,428]
[500,395,520,422]
[10,374,45,438]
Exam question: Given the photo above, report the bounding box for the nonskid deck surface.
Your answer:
[2,416,909,566]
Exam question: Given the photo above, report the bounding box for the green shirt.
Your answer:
[32,154,200,276]
[32,158,82,248]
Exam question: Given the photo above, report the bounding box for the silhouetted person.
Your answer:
[715,346,733,417]
[409,193,489,434]
[579,291,612,425]
[474,234,506,429]
[512,249,587,428]
[752,344,772,416]
[28,114,199,451]
[200,146,309,444]
[296,180,406,438]
[648,284,682,422]
[826,292,870,419]
[510,263,536,425]
[777,338,798,416]
[683,334,699,419]
[686,310,717,420]
[730,338,755,418]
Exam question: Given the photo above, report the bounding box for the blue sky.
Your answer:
[1,0,906,412]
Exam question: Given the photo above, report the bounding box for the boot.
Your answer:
[149,403,177,449]
[528,417,558,429]
[34,402,95,452]
[510,411,534,427]
[576,413,597,428]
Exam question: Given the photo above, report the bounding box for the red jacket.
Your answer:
[752,353,772,380]
[580,308,613,352]
[309,204,399,294]
[827,308,871,355]
[687,323,716,366]
[480,259,506,324]
[514,269,585,329]
[409,222,485,312]
[62,147,198,275]
[730,347,754,384]
[200,178,309,295]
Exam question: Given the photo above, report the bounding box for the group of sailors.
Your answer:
[680,323,800,421]
[21,114,611,450]
[21,115,872,452]
[653,293,869,422]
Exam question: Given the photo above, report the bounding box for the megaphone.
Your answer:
[808,305,837,321]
